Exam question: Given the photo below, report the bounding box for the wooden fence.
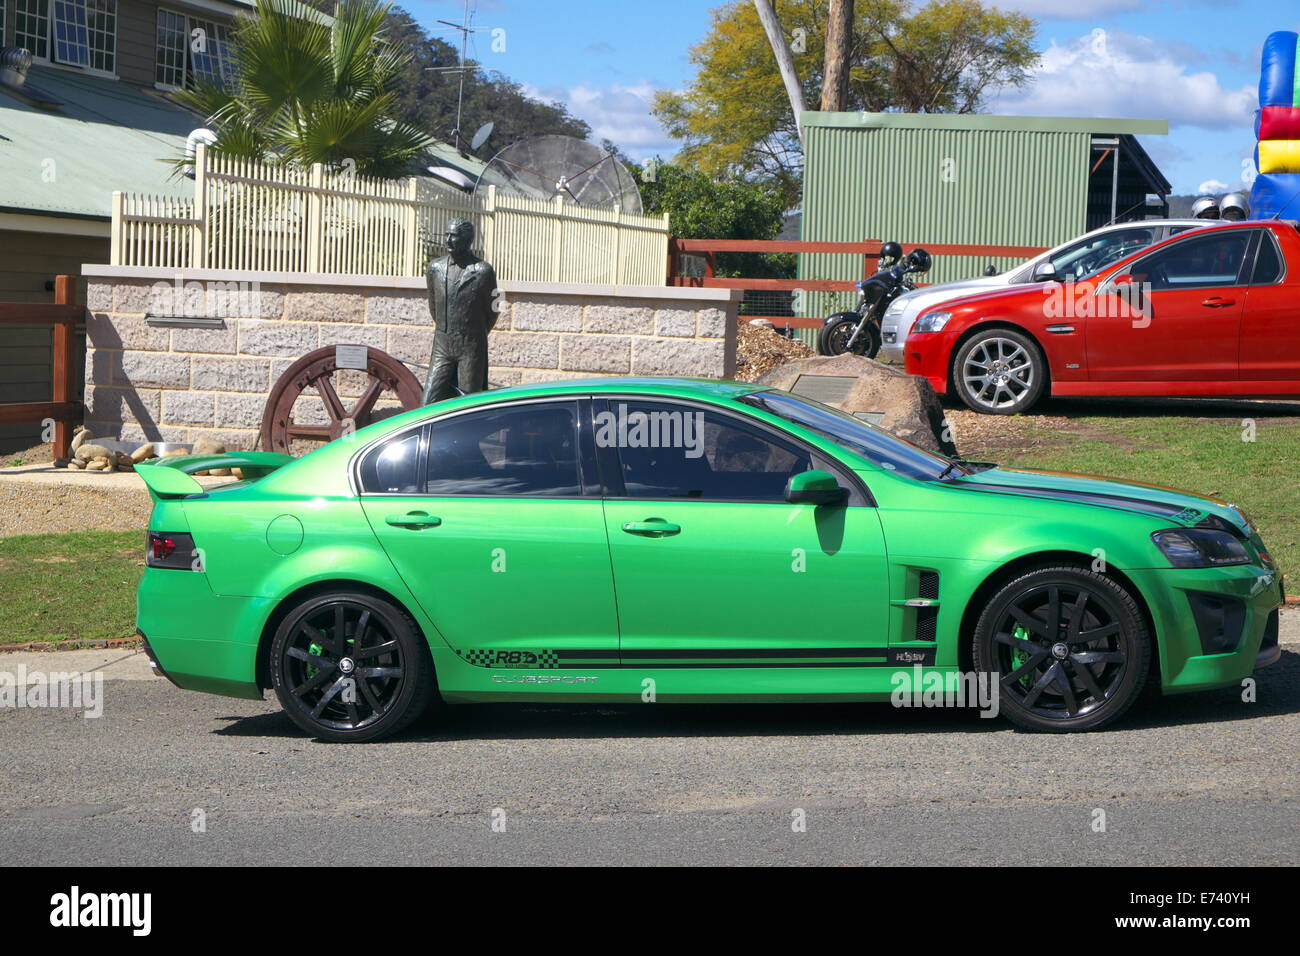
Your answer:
[667,238,1049,328]
[0,276,81,459]
[111,145,671,284]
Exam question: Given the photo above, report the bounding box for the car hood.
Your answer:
[888,276,1006,314]
[950,465,1255,535]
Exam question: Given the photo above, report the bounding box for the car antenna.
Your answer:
[1269,189,1300,221]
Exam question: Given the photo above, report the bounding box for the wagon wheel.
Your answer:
[260,346,423,456]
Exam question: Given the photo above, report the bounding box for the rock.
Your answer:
[67,458,85,470]
[191,438,227,475]
[192,438,226,456]
[130,443,156,463]
[74,443,114,462]
[231,467,245,480]
[163,448,187,457]
[754,353,959,457]
[85,457,112,472]
[70,428,93,452]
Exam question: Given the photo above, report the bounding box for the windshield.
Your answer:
[740,389,961,481]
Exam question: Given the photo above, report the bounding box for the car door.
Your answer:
[358,398,620,666]
[1238,228,1300,381]
[1085,229,1251,382]
[596,398,891,666]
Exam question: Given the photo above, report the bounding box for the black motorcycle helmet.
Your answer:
[906,248,932,274]
[878,240,903,265]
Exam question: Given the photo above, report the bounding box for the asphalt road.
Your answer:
[1,622,1297,866]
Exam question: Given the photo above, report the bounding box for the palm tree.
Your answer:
[175,0,430,178]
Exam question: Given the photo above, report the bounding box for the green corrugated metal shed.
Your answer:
[797,111,1171,327]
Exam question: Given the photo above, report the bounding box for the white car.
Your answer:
[877,219,1210,364]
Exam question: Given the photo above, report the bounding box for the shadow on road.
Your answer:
[212,648,1300,744]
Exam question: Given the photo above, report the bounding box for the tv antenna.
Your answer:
[423,0,490,156]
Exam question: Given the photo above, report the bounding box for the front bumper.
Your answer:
[902,332,955,395]
[1130,564,1285,694]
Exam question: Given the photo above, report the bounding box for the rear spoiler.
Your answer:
[135,451,294,501]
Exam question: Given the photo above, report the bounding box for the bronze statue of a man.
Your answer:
[422,218,498,404]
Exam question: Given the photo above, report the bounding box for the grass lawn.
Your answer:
[965,405,1300,584]
[0,531,143,644]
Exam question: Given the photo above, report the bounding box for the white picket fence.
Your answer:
[110,144,671,283]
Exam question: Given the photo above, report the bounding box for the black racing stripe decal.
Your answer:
[953,482,1199,520]
[620,647,891,659]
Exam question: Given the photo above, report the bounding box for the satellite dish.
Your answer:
[427,166,476,191]
[470,121,494,152]
[474,135,642,214]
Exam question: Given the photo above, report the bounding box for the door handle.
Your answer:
[1201,297,1236,308]
[385,511,442,529]
[621,518,681,537]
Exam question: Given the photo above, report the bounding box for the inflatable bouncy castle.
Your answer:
[1251,31,1300,219]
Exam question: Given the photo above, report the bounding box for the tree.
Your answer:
[336,4,592,149]
[637,161,793,278]
[176,0,431,177]
[654,0,1038,202]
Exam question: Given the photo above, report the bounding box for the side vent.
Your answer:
[914,570,939,642]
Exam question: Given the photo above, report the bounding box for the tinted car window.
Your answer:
[1129,232,1252,290]
[1252,232,1284,284]
[607,401,810,501]
[357,429,422,494]
[424,402,582,497]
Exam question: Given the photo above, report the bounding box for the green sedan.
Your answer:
[135,378,1284,741]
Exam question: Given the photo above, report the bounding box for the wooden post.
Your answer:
[52,275,77,461]
[110,192,125,265]
[611,204,623,284]
[403,176,420,276]
[191,143,208,268]
[306,162,325,273]
[551,194,565,282]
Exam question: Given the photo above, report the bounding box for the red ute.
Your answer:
[903,221,1300,414]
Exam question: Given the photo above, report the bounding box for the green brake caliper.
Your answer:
[306,641,323,680]
[1009,624,1035,690]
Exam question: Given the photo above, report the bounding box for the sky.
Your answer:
[403,0,1300,197]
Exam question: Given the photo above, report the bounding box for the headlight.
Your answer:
[1151,529,1251,568]
[913,311,951,333]
[884,299,907,316]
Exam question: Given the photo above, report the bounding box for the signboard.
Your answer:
[335,345,369,370]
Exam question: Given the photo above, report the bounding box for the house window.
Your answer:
[156,9,234,89]
[14,0,115,72]
[16,0,51,60]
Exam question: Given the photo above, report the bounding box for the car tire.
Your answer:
[972,566,1150,732]
[952,328,1046,414]
[818,313,879,358]
[269,591,435,742]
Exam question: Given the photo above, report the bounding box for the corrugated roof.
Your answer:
[0,66,197,219]
[802,111,1169,136]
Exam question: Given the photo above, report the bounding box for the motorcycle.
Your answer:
[817,245,932,358]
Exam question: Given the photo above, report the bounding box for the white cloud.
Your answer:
[996,0,1145,17]
[522,82,676,161]
[990,28,1256,131]
[1196,178,1230,194]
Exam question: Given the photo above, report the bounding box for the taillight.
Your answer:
[146,531,199,570]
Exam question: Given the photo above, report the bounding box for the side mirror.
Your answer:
[1031,261,1058,282]
[785,469,849,506]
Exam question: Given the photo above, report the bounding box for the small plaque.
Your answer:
[335,344,369,370]
[790,373,858,406]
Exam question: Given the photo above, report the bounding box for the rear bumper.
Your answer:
[136,567,269,700]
